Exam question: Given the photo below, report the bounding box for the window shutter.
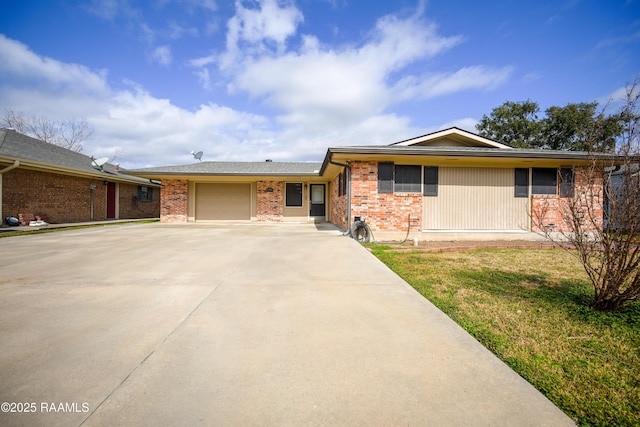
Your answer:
[378,162,394,194]
[342,170,347,196]
[423,166,438,196]
[514,168,529,198]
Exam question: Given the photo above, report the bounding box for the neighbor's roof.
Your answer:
[125,161,323,176]
[0,128,158,186]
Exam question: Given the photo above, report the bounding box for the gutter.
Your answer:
[327,146,624,162]
[0,159,20,175]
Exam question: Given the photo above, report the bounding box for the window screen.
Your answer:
[394,165,422,193]
[378,162,394,194]
[423,166,438,196]
[337,172,343,197]
[514,168,529,198]
[559,168,574,198]
[532,168,557,195]
[286,183,303,206]
[341,170,347,196]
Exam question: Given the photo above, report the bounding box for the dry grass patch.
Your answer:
[370,246,640,426]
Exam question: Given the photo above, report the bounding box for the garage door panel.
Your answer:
[196,184,251,221]
[423,167,528,230]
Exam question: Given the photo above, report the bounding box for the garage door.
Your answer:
[196,183,251,221]
[423,167,529,230]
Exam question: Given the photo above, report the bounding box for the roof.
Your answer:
[390,127,513,149]
[0,128,158,186]
[327,144,617,160]
[124,161,323,176]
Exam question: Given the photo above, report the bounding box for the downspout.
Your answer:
[0,160,20,223]
[329,159,351,233]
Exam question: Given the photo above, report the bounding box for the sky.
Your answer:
[0,0,638,169]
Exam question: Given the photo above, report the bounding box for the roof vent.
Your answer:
[265,159,273,162]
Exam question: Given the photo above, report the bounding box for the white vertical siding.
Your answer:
[423,167,529,230]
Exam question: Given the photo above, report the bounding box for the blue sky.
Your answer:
[0,0,638,168]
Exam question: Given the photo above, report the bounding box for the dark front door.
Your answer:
[107,182,116,219]
[309,184,325,217]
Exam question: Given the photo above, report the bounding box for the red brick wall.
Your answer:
[2,168,160,223]
[160,179,188,223]
[349,161,422,232]
[531,166,604,233]
[3,168,107,223]
[330,174,348,230]
[257,180,283,221]
[119,183,160,219]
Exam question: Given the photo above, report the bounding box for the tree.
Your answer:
[1,109,93,153]
[476,100,542,148]
[541,102,621,151]
[532,77,640,312]
[476,100,621,152]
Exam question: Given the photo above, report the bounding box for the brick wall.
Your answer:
[2,168,107,223]
[119,183,160,219]
[330,174,348,230]
[2,168,160,223]
[349,161,422,232]
[257,180,283,221]
[531,166,604,233]
[160,179,188,223]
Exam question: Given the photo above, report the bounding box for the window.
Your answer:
[423,166,438,197]
[285,183,303,207]
[559,168,574,198]
[514,168,529,198]
[337,172,343,197]
[378,162,394,194]
[532,168,557,195]
[394,165,422,193]
[138,186,153,201]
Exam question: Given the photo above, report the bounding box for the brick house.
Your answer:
[0,128,160,225]
[126,128,616,240]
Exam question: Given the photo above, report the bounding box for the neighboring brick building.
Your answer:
[0,128,160,225]
[126,127,620,240]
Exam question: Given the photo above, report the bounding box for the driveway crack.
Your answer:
[79,281,225,425]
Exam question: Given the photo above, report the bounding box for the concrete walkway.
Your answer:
[0,223,574,426]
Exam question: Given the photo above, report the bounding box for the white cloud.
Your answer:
[0,34,271,168]
[151,45,173,66]
[1,2,514,169]
[221,0,304,68]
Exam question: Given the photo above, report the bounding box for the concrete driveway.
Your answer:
[0,223,573,426]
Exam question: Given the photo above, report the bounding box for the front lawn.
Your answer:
[370,246,640,426]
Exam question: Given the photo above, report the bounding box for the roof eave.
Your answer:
[326,146,621,162]
[0,155,160,186]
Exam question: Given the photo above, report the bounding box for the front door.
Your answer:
[107,182,116,219]
[309,184,325,217]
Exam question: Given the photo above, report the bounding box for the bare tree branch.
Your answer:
[1,109,93,152]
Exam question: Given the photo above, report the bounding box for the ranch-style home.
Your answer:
[126,127,615,240]
[0,128,160,225]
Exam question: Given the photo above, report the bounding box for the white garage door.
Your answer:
[423,167,529,230]
[196,183,251,221]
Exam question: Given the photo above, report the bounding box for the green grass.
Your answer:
[370,245,640,426]
[0,219,159,238]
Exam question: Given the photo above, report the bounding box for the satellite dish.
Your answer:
[191,150,203,161]
[91,157,109,170]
